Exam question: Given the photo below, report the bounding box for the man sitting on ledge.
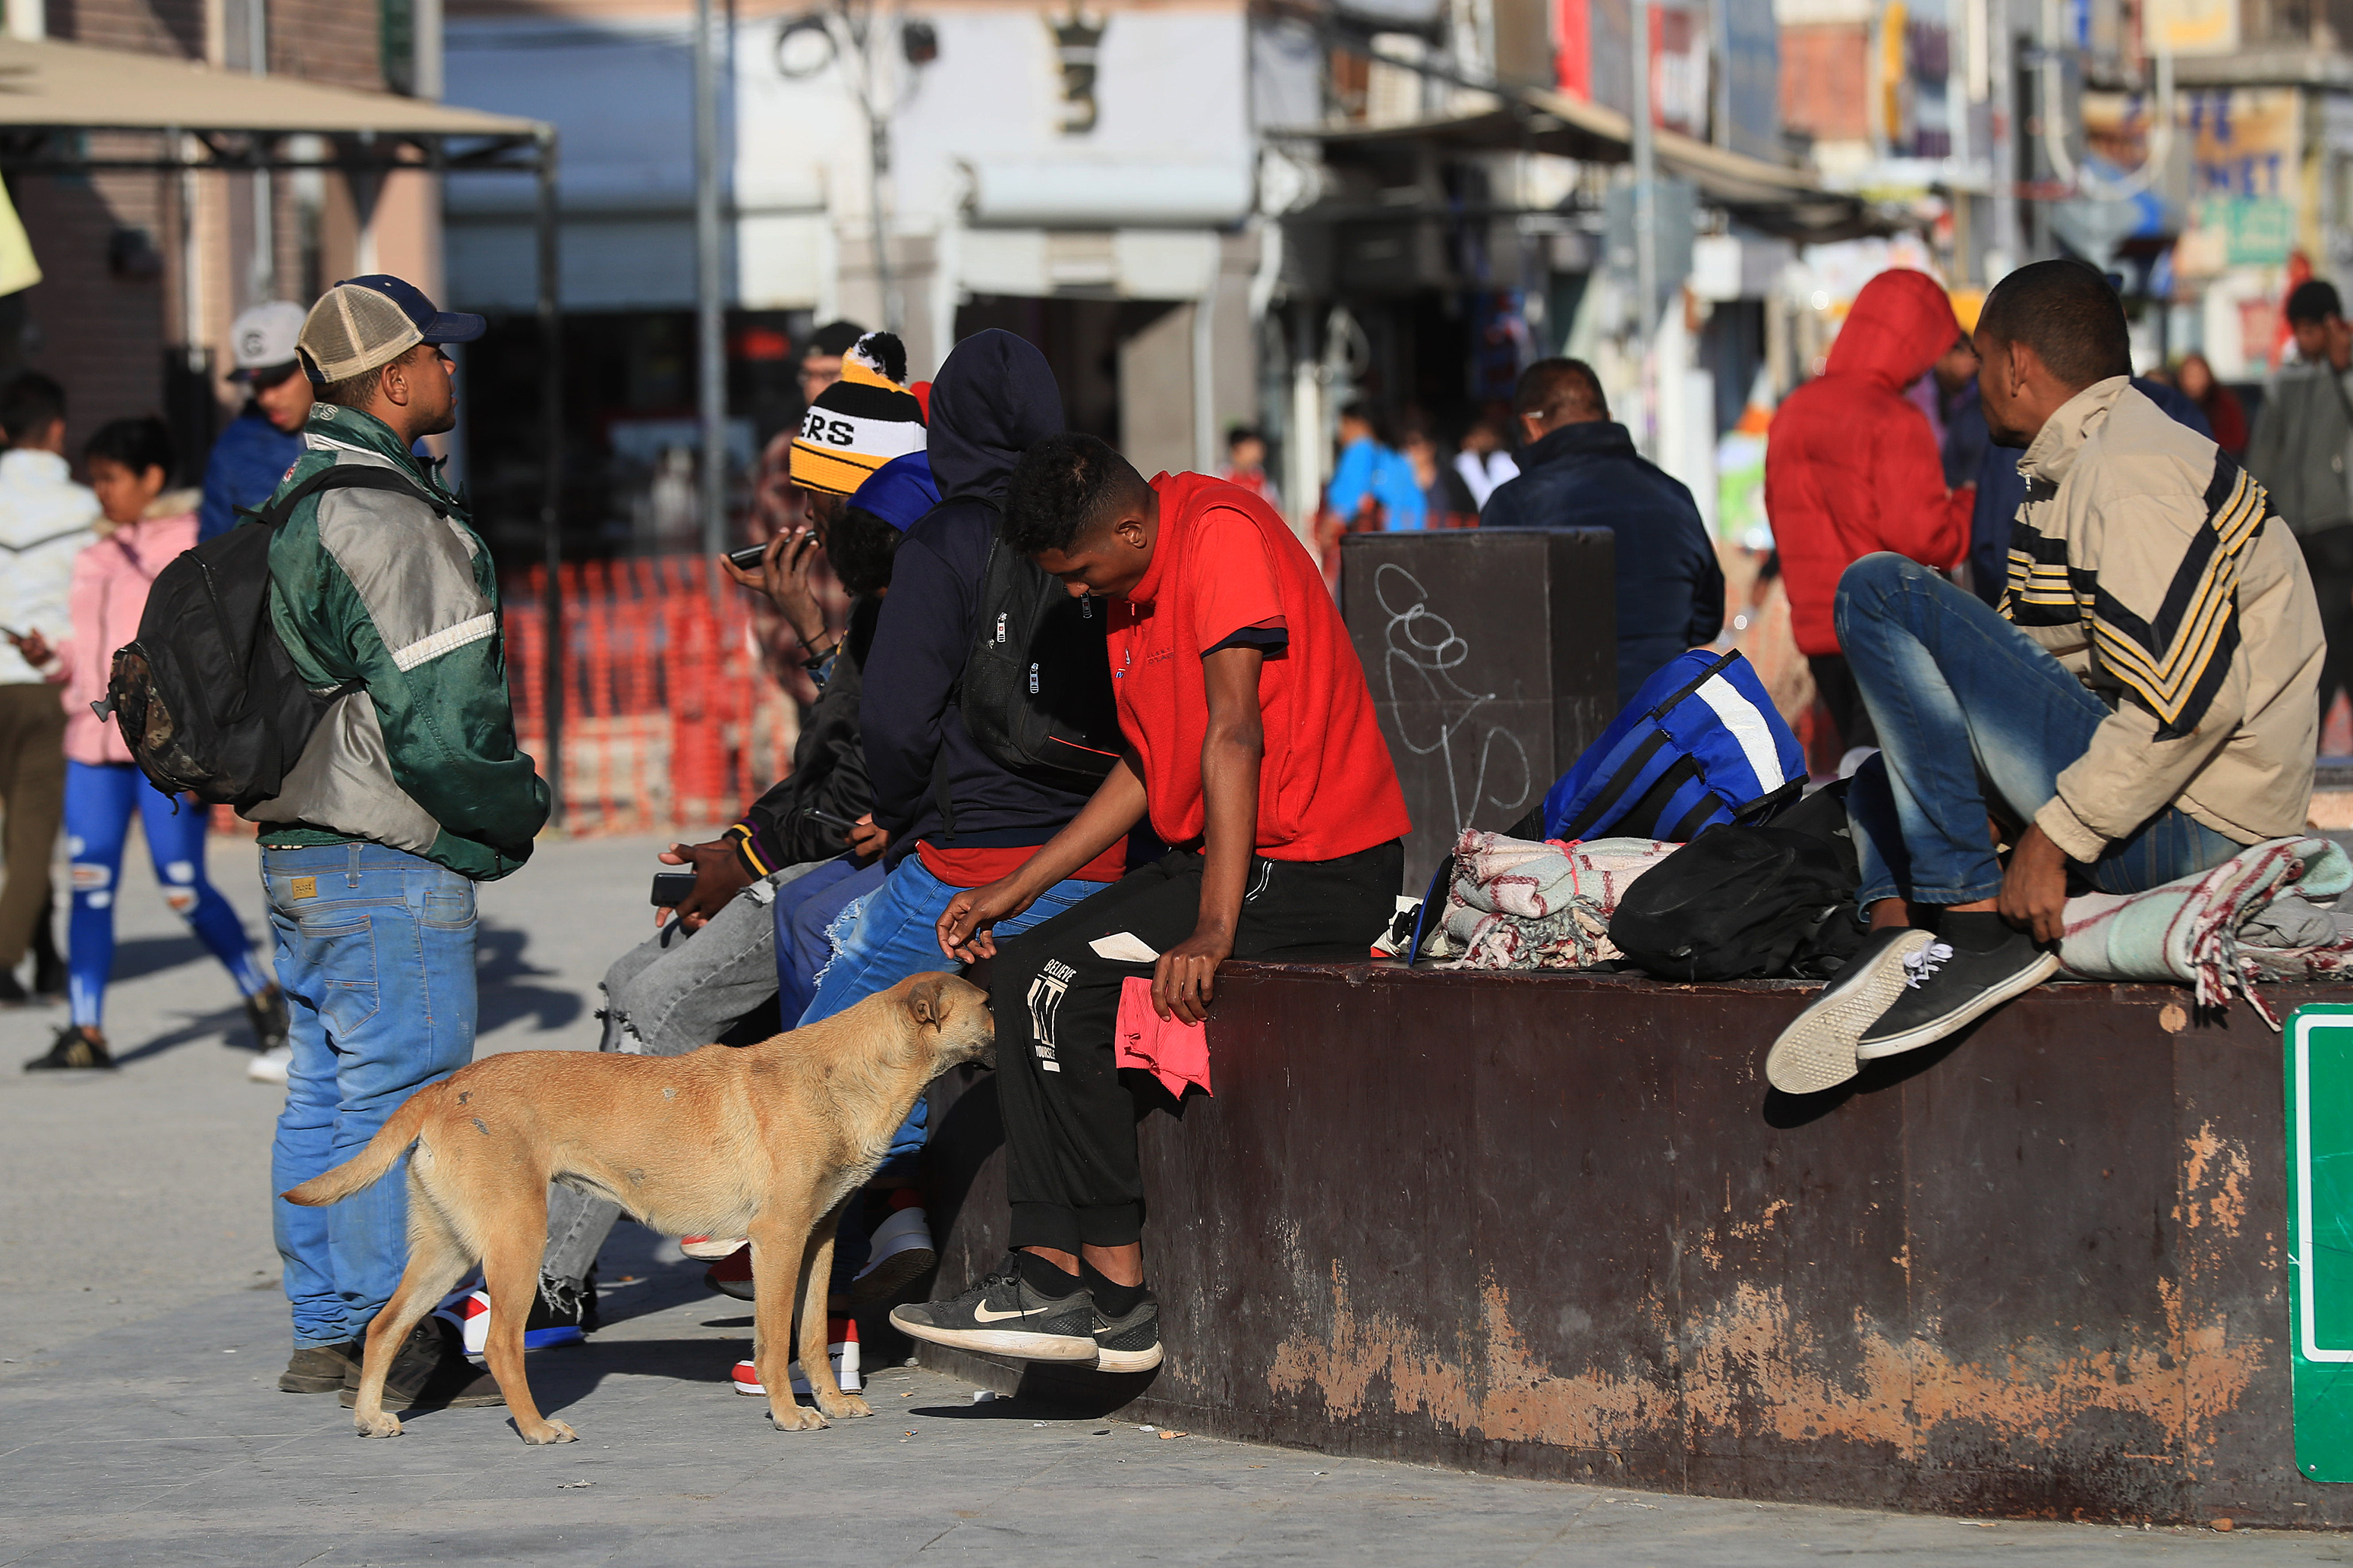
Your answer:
[1767,258,2324,1095]
[897,433,1409,1372]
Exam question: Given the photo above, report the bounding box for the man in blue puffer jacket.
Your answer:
[199,301,313,541]
[1482,357,1726,704]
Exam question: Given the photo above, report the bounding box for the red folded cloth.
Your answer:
[1114,975,1212,1097]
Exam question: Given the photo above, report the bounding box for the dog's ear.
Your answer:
[907,974,950,1028]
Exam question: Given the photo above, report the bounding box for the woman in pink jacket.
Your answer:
[17,417,282,1073]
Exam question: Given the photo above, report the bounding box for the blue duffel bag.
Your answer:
[1537,647,1806,844]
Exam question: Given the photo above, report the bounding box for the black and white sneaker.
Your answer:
[1762,927,1933,1094]
[1856,930,2059,1060]
[889,1254,1098,1362]
[1093,1291,1164,1374]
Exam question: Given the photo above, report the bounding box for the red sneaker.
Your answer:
[680,1234,747,1261]
[705,1242,754,1301]
[731,1318,859,1395]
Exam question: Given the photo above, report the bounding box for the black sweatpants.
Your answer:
[993,839,1403,1254]
[2303,524,2353,723]
[1806,653,1879,752]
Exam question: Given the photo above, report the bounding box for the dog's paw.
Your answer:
[520,1418,578,1446]
[354,1412,402,1439]
[815,1391,872,1420]
[767,1402,828,1431]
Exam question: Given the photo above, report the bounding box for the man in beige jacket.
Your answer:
[1767,259,2323,1095]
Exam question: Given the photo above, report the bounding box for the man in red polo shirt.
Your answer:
[896,433,1410,1374]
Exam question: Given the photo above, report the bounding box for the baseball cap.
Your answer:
[228,301,307,380]
[298,275,487,386]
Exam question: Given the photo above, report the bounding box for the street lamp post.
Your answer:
[1630,0,1658,455]
[694,0,728,607]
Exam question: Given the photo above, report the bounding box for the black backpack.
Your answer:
[99,467,439,810]
[1605,782,1867,981]
[958,538,1122,786]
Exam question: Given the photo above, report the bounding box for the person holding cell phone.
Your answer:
[0,372,90,1012]
[18,417,284,1074]
[537,342,932,1343]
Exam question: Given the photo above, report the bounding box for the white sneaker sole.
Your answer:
[888,1311,1101,1363]
[681,1236,748,1261]
[1855,950,2062,1060]
[1763,930,1934,1095]
[1095,1341,1163,1373]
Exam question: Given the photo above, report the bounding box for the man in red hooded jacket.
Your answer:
[1766,269,1976,756]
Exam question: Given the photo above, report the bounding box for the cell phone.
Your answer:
[650,869,699,908]
[801,806,858,833]
[725,543,771,571]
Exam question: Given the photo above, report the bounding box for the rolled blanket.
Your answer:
[1437,830,1680,970]
[2056,835,2353,1027]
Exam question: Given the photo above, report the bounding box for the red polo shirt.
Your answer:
[1107,473,1410,862]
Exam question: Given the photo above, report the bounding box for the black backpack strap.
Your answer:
[233,463,451,531]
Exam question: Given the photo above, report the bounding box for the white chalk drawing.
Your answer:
[1374,562,1532,839]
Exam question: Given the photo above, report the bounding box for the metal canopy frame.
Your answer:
[0,121,575,827]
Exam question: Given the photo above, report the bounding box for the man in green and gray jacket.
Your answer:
[255,276,548,1412]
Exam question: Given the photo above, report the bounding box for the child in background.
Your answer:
[1221,425,1281,510]
[15,416,284,1073]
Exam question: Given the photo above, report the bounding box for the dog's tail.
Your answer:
[281,1083,439,1207]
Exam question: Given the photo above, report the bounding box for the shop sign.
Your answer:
[2287,1004,2353,1481]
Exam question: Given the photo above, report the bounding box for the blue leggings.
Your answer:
[65,760,267,1028]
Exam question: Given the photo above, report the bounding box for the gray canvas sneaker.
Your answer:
[1763,927,1933,1094]
[890,1253,1098,1362]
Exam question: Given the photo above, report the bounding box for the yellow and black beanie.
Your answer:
[789,331,927,496]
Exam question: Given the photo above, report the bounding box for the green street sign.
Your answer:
[2288,1004,2353,1480]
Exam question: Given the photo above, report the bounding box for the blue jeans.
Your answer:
[265,842,478,1348]
[65,760,266,1028]
[799,854,1105,1193]
[773,857,887,1026]
[1837,553,2244,908]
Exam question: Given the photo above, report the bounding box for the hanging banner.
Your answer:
[2144,0,2240,57]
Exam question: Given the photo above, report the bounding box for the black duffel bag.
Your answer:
[1608,782,1866,981]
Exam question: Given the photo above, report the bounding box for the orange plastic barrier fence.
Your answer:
[505,555,799,836]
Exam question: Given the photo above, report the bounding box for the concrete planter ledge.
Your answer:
[914,962,2342,1529]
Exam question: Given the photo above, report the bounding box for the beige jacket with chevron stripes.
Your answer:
[2002,376,2324,862]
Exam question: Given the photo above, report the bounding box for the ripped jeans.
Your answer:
[65,759,265,1028]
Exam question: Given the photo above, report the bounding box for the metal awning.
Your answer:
[1296,95,1887,241]
[0,34,576,818]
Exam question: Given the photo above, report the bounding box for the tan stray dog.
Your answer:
[282,972,993,1444]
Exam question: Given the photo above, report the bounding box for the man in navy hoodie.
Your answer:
[789,329,1123,1148]
[1479,358,1725,704]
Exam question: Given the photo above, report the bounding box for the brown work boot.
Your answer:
[279,1338,364,1393]
[340,1318,506,1411]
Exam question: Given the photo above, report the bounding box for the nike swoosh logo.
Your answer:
[972,1303,1033,1323]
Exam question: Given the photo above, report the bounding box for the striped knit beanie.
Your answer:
[789,331,927,496]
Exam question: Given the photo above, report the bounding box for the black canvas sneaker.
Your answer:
[1856,930,2060,1060]
[279,1337,364,1393]
[1093,1290,1164,1374]
[23,1025,114,1073]
[339,1318,506,1411]
[244,986,290,1053]
[889,1254,1099,1362]
[1762,927,1933,1094]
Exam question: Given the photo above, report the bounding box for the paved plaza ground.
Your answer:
[2,830,2348,1564]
